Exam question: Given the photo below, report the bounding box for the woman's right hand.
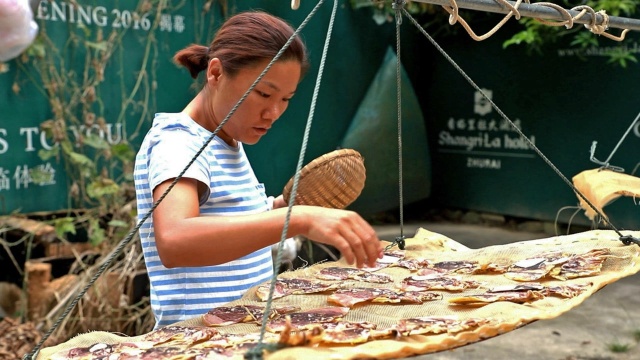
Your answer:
[292,206,384,269]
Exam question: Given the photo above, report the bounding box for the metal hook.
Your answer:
[291,0,300,10]
[589,141,625,172]
[385,236,406,251]
[620,235,640,247]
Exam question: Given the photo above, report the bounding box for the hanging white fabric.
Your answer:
[0,0,40,62]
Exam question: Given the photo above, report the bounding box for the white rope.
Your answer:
[429,0,633,41]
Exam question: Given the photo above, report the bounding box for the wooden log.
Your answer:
[25,261,53,321]
[43,242,95,258]
[0,216,56,243]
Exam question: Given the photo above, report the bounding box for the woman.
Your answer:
[134,11,383,328]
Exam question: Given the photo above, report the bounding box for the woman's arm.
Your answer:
[152,178,383,269]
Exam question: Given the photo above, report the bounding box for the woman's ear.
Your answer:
[207,58,222,84]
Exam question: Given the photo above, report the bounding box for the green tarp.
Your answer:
[341,47,431,215]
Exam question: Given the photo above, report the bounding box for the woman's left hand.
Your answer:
[272,194,287,209]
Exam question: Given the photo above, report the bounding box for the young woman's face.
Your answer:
[209,59,302,145]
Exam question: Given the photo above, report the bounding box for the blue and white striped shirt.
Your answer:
[134,112,273,328]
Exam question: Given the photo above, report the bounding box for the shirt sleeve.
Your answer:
[147,127,211,205]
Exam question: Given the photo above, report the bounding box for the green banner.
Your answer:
[418,21,640,229]
[0,0,221,214]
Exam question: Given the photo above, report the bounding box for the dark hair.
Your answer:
[174,11,309,79]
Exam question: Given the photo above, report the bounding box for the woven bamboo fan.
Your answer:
[282,149,366,209]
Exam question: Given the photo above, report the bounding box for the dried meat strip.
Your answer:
[203,304,300,326]
[328,287,442,307]
[399,275,482,292]
[415,260,486,276]
[255,278,338,301]
[317,321,379,344]
[448,290,545,305]
[415,267,449,277]
[328,288,379,307]
[362,250,406,272]
[322,327,370,344]
[277,323,325,347]
[142,325,222,347]
[53,341,237,360]
[544,283,592,298]
[393,258,432,271]
[266,306,350,333]
[488,283,545,292]
[395,316,492,336]
[316,267,361,280]
[549,248,614,280]
[278,320,397,345]
[479,261,510,274]
[52,342,151,360]
[431,260,481,274]
[506,248,618,282]
[449,281,593,306]
[351,271,393,284]
[317,267,392,284]
[194,332,280,350]
[275,316,384,347]
[449,283,546,306]
[504,251,571,282]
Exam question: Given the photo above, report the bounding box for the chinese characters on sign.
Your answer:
[437,88,538,170]
[1,0,200,215]
[0,163,56,192]
[0,122,124,197]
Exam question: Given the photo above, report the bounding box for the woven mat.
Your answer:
[38,228,640,360]
[573,168,640,220]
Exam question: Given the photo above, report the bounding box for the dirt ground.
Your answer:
[373,221,640,360]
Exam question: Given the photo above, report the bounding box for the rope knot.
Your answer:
[392,0,406,10]
[584,10,609,35]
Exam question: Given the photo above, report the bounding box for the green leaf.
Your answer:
[87,178,120,198]
[38,147,59,161]
[85,41,108,51]
[108,220,129,228]
[26,38,46,58]
[29,164,56,185]
[52,217,77,239]
[83,134,110,150]
[60,140,74,155]
[68,152,94,167]
[350,0,376,10]
[569,32,598,48]
[111,143,135,163]
[606,47,637,68]
[503,29,537,48]
[88,219,105,247]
